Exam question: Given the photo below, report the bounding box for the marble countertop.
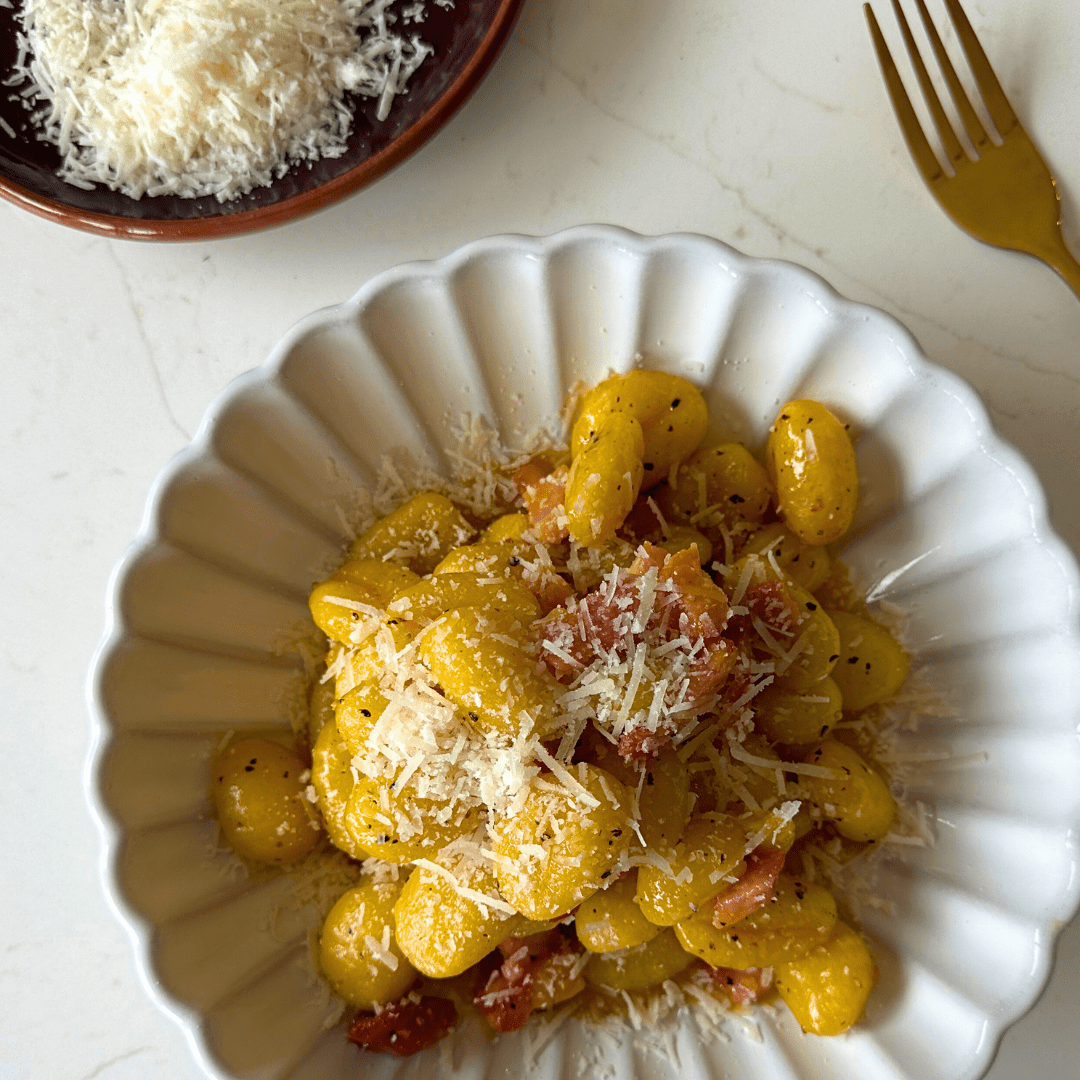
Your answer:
[3,1,1079,1077]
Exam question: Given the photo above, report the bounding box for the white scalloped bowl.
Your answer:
[87,226,1080,1080]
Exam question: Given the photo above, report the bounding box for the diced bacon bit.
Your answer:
[496,923,577,962]
[539,542,731,685]
[628,540,668,574]
[458,950,503,1001]
[538,572,641,681]
[710,849,786,929]
[497,937,536,963]
[633,544,729,647]
[476,968,533,1033]
[721,668,756,709]
[347,995,458,1057]
[514,454,570,544]
[512,449,565,490]
[476,927,579,1033]
[695,964,772,1007]
[524,565,576,614]
[727,580,800,648]
[618,725,673,762]
[683,638,739,708]
[542,542,740,756]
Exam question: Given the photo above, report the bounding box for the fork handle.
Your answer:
[1035,233,1080,300]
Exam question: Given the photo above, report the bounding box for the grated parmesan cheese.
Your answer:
[534,744,601,809]
[743,800,801,854]
[727,737,841,781]
[364,932,398,970]
[411,857,518,914]
[11,0,447,201]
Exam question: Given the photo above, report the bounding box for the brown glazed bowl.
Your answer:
[0,0,524,241]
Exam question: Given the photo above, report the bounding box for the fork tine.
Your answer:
[913,0,990,149]
[890,0,965,166]
[865,4,945,184]
[942,0,1018,136]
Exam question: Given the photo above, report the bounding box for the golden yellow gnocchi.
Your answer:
[571,369,708,481]
[584,928,695,991]
[388,573,540,637]
[310,721,369,861]
[213,738,321,865]
[418,606,561,738]
[575,871,660,954]
[802,739,897,842]
[676,875,838,969]
[319,877,418,1008]
[657,441,772,529]
[345,772,481,864]
[493,765,633,920]
[349,491,475,574]
[775,921,877,1035]
[741,522,831,592]
[767,400,857,546]
[636,813,746,926]
[753,677,843,745]
[393,850,521,977]
[827,610,911,710]
[482,512,530,543]
[213,374,912,1053]
[565,410,645,546]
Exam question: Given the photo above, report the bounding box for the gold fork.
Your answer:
[865,0,1080,298]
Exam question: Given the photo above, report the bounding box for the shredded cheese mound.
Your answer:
[348,625,545,830]
[12,0,445,201]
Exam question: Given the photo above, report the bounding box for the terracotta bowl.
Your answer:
[0,0,524,240]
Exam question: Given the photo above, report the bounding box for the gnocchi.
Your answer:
[211,372,913,1053]
[827,610,911,711]
[492,765,633,920]
[319,876,418,1008]
[655,441,772,531]
[571,369,708,481]
[584,928,695,991]
[575,870,660,954]
[636,813,747,926]
[802,740,897,843]
[767,400,857,546]
[393,850,521,977]
[213,737,321,865]
[565,410,645,545]
[775,921,877,1035]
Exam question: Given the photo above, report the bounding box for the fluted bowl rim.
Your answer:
[86,224,1080,1080]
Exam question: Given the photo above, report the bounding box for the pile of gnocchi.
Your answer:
[212,369,910,1057]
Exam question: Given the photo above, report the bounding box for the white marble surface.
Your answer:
[2,1,1079,1078]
